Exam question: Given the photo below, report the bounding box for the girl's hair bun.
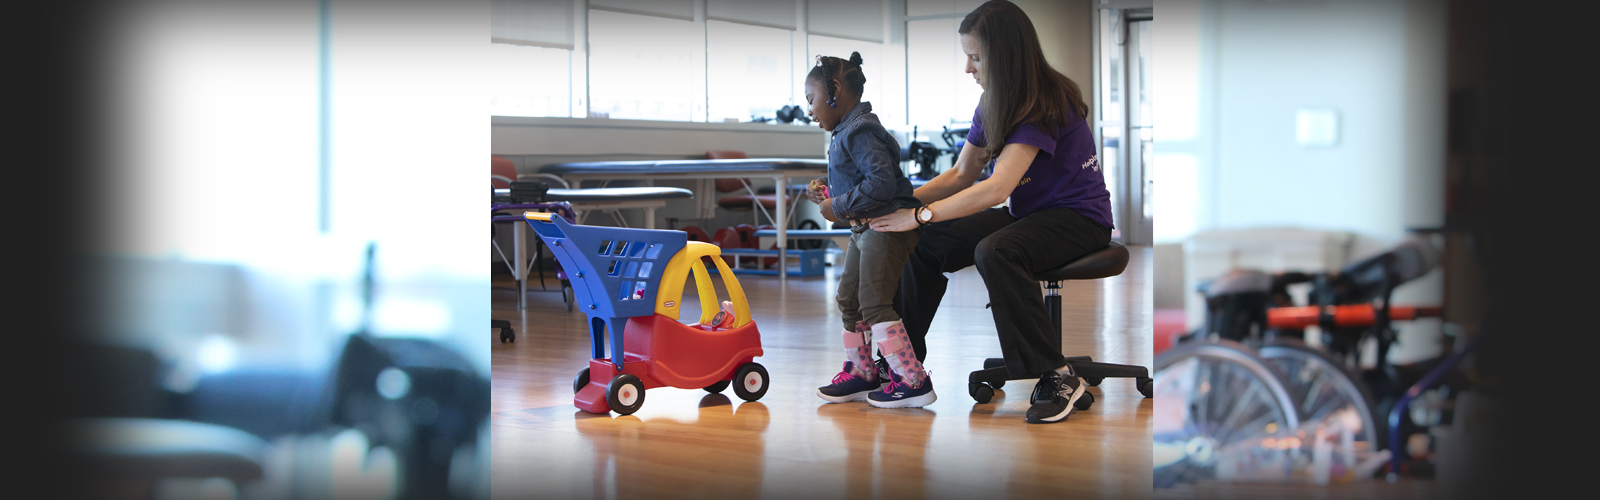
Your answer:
[848,51,863,66]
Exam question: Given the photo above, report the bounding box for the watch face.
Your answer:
[919,208,932,222]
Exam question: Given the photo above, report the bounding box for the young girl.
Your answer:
[804,52,933,408]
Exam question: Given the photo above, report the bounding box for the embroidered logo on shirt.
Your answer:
[1081,155,1101,171]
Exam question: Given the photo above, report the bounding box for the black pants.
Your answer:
[894,207,1112,379]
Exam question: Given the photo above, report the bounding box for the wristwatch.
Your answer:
[916,205,935,226]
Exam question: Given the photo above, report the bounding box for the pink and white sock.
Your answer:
[842,322,874,380]
[871,321,927,388]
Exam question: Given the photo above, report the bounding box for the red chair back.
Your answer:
[491,155,518,189]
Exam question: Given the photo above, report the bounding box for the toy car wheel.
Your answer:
[969,382,994,404]
[1084,376,1104,387]
[607,374,645,415]
[704,380,730,393]
[1138,377,1152,398]
[1074,390,1095,411]
[732,363,769,402]
[573,368,590,394]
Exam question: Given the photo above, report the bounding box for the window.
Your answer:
[906,17,981,128]
[487,43,571,117]
[706,21,793,122]
[588,10,700,121]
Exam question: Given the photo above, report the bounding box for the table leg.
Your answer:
[775,174,786,285]
[513,220,528,310]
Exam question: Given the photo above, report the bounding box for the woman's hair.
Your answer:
[806,52,867,106]
[959,0,1090,162]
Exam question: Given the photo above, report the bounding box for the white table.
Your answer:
[541,159,828,285]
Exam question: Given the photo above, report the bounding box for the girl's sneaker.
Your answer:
[866,369,936,408]
[817,361,884,403]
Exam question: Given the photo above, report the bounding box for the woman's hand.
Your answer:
[805,177,829,205]
[868,208,918,233]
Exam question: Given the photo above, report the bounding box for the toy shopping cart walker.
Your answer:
[524,212,768,415]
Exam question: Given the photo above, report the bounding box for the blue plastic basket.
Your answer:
[524,214,688,366]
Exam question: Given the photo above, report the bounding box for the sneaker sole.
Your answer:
[816,382,887,404]
[1026,380,1086,424]
[866,390,937,408]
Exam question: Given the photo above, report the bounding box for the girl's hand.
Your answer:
[818,198,838,222]
[806,177,829,205]
[868,208,918,233]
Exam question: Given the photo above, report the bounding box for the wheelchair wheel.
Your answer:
[1153,340,1300,488]
[1259,338,1382,467]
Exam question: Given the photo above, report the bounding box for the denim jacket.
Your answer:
[827,102,920,221]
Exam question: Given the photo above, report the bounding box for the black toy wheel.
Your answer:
[704,380,730,393]
[969,382,994,404]
[1138,377,1152,398]
[1084,376,1104,387]
[573,367,590,394]
[562,283,575,312]
[499,327,514,343]
[731,363,769,402]
[1074,391,1095,411]
[607,374,645,415]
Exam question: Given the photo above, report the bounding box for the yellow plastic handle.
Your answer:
[655,242,751,327]
[524,212,555,221]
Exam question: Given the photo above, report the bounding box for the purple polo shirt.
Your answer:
[966,107,1113,229]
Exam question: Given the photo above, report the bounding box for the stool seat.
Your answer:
[1033,240,1129,282]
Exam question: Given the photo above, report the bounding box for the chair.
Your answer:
[491,155,518,189]
[965,241,1154,406]
[709,150,801,227]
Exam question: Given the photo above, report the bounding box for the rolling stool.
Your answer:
[967,240,1154,408]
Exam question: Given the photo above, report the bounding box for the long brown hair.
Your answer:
[959,0,1089,163]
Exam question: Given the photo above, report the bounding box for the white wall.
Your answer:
[1156,0,1448,363]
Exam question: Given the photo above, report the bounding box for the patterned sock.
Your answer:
[871,321,927,388]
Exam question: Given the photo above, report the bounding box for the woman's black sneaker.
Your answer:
[1026,368,1086,424]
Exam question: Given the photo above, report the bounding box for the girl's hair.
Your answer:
[806,52,867,106]
[959,1,1090,163]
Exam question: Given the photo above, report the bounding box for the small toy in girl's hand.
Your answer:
[808,177,831,200]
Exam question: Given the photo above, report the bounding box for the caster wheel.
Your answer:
[1138,377,1152,398]
[607,374,645,415]
[1074,390,1095,411]
[499,327,514,343]
[1084,376,1104,387]
[969,382,994,404]
[990,378,1005,390]
[562,283,575,312]
[573,367,590,394]
[732,363,769,402]
[704,380,730,393]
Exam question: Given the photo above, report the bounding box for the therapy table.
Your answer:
[541,158,828,285]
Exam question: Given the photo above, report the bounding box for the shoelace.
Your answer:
[831,362,865,385]
[1033,372,1062,402]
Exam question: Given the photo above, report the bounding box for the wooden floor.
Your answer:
[490,246,1154,499]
